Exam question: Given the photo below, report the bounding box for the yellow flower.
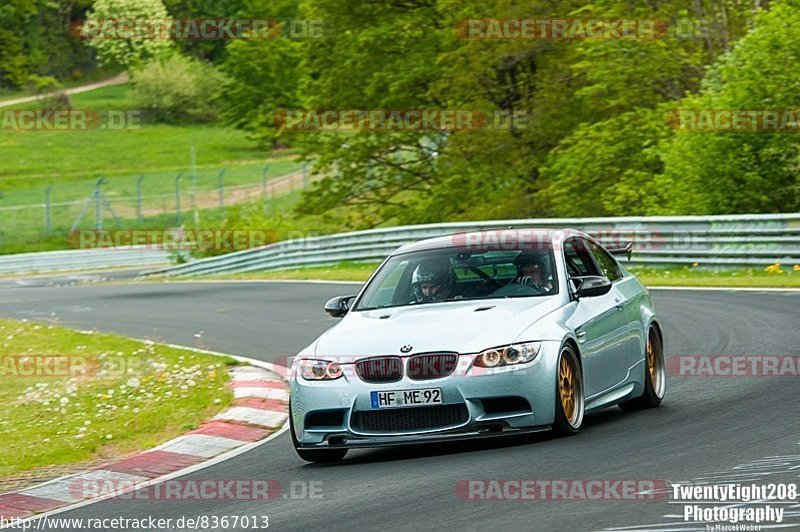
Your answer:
[765,263,785,274]
[692,262,699,267]
[794,265,800,272]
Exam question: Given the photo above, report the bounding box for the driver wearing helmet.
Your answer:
[411,258,455,303]
[513,251,554,292]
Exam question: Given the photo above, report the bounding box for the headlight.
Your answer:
[299,359,343,380]
[473,342,541,368]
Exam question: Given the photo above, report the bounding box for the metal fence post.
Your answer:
[175,172,183,225]
[95,177,104,231]
[190,145,198,226]
[262,164,270,212]
[44,184,52,233]
[218,168,226,218]
[136,175,144,225]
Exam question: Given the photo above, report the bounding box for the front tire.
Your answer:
[289,401,348,463]
[619,326,666,411]
[552,344,584,435]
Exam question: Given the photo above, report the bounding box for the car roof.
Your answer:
[391,228,590,256]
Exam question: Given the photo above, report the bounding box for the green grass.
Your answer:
[0,82,300,194]
[0,82,305,254]
[0,319,235,479]
[628,264,800,287]
[185,262,800,288]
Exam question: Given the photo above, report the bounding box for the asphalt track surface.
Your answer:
[1,278,798,531]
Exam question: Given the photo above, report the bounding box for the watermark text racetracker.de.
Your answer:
[72,229,275,252]
[668,109,800,132]
[454,479,668,501]
[3,351,175,379]
[274,109,529,131]
[455,18,710,40]
[72,18,329,40]
[667,355,800,377]
[66,478,322,502]
[1,110,141,131]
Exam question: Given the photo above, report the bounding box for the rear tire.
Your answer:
[619,326,666,411]
[289,401,348,463]
[552,344,584,435]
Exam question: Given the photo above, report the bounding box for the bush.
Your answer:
[39,92,72,112]
[130,54,226,123]
[25,75,61,94]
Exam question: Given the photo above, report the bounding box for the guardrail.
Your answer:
[0,247,170,275]
[150,213,800,277]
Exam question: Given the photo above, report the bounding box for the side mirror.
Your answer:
[324,295,356,318]
[571,276,612,299]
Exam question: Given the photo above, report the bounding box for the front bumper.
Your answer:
[290,341,561,448]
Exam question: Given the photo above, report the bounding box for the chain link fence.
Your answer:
[0,161,310,253]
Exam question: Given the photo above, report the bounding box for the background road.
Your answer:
[1,280,798,531]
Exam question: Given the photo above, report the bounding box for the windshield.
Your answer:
[354,246,559,311]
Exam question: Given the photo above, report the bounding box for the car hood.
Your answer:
[311,297,563,361]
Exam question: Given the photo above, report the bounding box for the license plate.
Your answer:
[370,388,442,409]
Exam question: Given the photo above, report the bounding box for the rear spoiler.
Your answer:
[607,242,633,262]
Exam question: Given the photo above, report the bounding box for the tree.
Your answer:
[0,29,29,87]
[216,0,772,225]
[83,0,173,69]
[658,0,800,214]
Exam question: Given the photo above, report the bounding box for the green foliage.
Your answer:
[657,1,800,214]
[540,106,672,217]
[25,74,60,93]
[0,28,29,87]
[217,0,306,146]
[130,54,226,123]
[161,0,247,62]
[0,1,97,89]
[218,0,774,228]
[84,0,173,69]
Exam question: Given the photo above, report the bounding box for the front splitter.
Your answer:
[297,425,551,450]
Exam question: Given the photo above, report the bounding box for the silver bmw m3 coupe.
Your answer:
[289,229,666,462]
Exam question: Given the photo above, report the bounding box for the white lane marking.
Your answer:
[233,387,289,400]
[158,279,363,285]
[230,366,275,378]
[151,434,244,458]
[648,286,800,293]
[600,446,800,532]
[20,470,150,504]
[214,407,288,427]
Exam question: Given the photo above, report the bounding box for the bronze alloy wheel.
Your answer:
[559,356,577,424]
[646,327,666,400]
[619,326,666,411]
[554,345,584,434]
